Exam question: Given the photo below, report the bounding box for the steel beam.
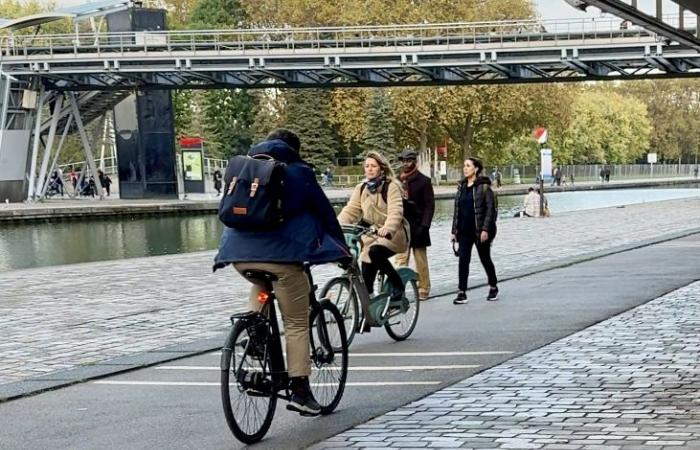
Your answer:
[35,94,63,198]
[26,86,45,200]
[581,0,700,51]
[68,92,103,199]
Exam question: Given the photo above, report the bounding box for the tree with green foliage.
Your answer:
[560,89,651,164]
[390,87,441,154]
[282,89,339,170]
[364,89,397,158]
[169,0,255,158]
[188,0,247,29]
[201,89,257,158]
[619,80,700,164]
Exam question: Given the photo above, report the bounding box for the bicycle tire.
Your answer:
[385,278,420,341]
[221,319,276,444]
[308,300,349,415]
[319,277,359,346]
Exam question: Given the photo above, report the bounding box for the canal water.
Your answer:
[1,188,699,271]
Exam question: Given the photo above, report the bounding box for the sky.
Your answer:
[40,0,690,22]
[535,0,682,21]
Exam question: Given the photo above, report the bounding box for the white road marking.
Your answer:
[94,380,441,387]
[156,365,479,371]
[350,351,513,357]
[208,350,512,357]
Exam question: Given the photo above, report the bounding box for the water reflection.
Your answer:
[1,188,698,271]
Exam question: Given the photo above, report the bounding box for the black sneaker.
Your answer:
[388,287,405,311]
[487,287,499,301]
[453,291,468,305]
[287,377,321,416]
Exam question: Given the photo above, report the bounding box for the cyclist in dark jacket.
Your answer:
[214,129,350,416]
[450,157,499,305]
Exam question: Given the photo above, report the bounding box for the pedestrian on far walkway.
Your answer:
[605,167,611,183]
[395,148,435,301]
[97,169,112,197]
[694,166,699,179]
[213,169,223,196]
[451,157,499,304]
[70,166,78,191]
[600,167,605,183]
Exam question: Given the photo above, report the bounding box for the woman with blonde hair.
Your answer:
[338,151,409,303]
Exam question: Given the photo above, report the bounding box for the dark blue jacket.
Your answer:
[214,140,349,269]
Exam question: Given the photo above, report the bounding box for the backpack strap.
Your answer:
[227,176,238,195]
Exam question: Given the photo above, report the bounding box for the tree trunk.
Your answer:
[462,117,474,162]
[418,122,428,153]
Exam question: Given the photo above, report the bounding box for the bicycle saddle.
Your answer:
[242,270,279,283]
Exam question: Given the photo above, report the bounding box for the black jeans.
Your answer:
[362,245,404,294]
[457,233,498,292]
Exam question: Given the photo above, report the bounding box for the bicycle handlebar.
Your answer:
[341,224,393,241]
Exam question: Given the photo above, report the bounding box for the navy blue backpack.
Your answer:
[218,154,287,230]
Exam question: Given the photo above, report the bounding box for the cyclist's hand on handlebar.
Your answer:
[377,227,392,240]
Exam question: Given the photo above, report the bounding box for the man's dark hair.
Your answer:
[266,128,301,152]
[528,187,534,192]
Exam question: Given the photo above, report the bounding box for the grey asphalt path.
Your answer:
[1,234,699,450]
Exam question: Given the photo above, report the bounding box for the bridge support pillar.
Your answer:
[0,74,34,203]
[107,8,178,199]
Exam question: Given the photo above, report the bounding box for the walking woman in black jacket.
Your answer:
[450,157,499,304]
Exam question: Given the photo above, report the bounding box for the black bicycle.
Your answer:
[220,263,349,444]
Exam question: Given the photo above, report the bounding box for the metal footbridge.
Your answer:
[1,15,699,90]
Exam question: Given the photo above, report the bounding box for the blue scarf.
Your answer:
[365,175,385,194]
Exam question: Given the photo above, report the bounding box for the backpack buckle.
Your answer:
[250,177,260,197]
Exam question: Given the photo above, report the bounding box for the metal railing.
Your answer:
[478,163,700,185]
[0,15,674,59]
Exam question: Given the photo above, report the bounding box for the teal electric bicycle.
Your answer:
[320,224,420,346]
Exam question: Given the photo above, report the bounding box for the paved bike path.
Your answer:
[0,233,698,449]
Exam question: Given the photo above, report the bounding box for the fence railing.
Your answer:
[1,14,675,58]
[49,160,700,193]
[479,163,700,185]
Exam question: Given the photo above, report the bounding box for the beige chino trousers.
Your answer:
[234,262,311,378]
[394,247,431,298]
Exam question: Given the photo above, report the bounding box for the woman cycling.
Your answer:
[338,151,409,305]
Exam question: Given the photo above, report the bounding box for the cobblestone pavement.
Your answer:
[2,198,700,385]
[316,280,700,450]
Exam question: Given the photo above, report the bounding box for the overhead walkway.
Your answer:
[1,15,699,89]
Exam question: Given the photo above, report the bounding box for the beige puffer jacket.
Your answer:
[337,179,410,263]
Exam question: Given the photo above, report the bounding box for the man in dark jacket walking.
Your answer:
[214,129,350,416]
[395,148,435,301]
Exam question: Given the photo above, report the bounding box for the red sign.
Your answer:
[179,136,204,148]
[533,127,548,144]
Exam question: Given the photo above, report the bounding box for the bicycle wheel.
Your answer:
[308,300,349,415]
[385,278,420,341]
[319,277,359,346]
[221,319,276,444]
